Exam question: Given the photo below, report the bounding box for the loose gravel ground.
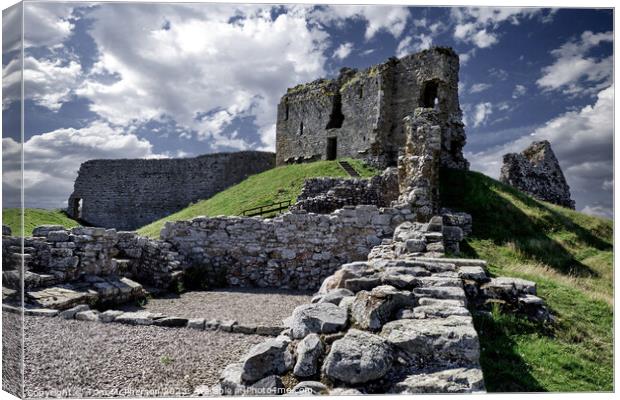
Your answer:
[2,311,23,397]
[120,288,313,326]
[23,315,265,397]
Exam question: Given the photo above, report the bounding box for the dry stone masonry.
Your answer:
[276,47,468,170]
[500,140,575,209]
[67,151,275,230]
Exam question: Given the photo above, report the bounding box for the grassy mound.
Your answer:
[138,159,379,238]
[2,208,80,237]
[440,168,613,392]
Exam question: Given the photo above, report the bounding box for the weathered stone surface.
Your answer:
[2,224,11,236]
[458,266,488,282]
[411,303,470,319]
[68,152,276,230]
[249,375,285,395]
[59,304,90,319]
[311,288,354,305]
[391,368,485,393]
[414,286,466,302]
[75,310,100,322]
[276,48,467,171]
[482,277,536,299]
[291,381,328,395]
[500,140,574,209]
[240,336,294,383]
[99,309,124,323]
[323,329,392,384]
[293,333,323,378]
[350,285,415,330]
[381,316,480,365]
[115,311,163,326]
[219,363,246,395]
[187,318,206,330]
[289,303,348,339]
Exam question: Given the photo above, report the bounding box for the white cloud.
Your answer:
[396,34,432,58]
[24,2,75,48]
[451,7,547,49]
[466,84,613,215]
[537,30,612,96]
[310,5,410,40]
[76,4,331,150]
[602,180,613,191]
[333,42,353,60]
[3,56,82,111]
[581,205,612,219]
[512,84,527,99]
[470,83,491,93]
[2,121,159,209]
[472,102,493,127]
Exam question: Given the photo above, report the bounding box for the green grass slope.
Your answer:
[440,168,613,392]
[2,208,80,237]
[138,159,378,238]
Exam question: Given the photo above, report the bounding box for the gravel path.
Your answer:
[23,315,264,397]
[120,288,313,326]
[2,311,23,397]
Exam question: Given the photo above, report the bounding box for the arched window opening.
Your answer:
[299,121,304,136]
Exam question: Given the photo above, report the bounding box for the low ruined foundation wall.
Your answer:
[160,205,416,290]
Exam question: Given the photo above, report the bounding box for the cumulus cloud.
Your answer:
[466,84,613,218]
[537,30,613,96]
[451,7,549,49]
[311,5,410,40]
[2,121,159,209]
[396,34,433,58]
[24,2,75,48]
[75,4,331,150]
[333,42,353,60]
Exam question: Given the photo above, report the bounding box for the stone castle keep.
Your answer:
[275,47,469,171]
[67,151,275,230]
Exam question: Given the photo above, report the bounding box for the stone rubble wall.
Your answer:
[67,151,276,230]
[500,140,575,209]
[160,205,416,290]
[397,109,442,222]
[291,168,399,214]
[208,215,552,395]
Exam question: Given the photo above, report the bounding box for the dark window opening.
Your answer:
[325,93,345,129]
[299,121,304,135]
[326,137,337,160]
[70,198,83,219]
[358,85,363,99]
[284,101,289,120]
[420,80,439,108]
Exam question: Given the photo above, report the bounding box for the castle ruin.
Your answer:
[275,47,469,171]
[67,151,275,230]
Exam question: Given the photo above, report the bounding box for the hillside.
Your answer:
[138,159,378,238]
[440,168,613,392]
[2,208,80,237]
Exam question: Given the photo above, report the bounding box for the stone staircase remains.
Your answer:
[338,160,361,177]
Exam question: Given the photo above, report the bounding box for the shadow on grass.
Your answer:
[439,168,608,278]
[473,312,548,392]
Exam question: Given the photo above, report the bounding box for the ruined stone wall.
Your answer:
[500,140,575,209]
[291,168,399,214]
[160,205,415,290]
[275,47,468,170]
[67,151,275,230]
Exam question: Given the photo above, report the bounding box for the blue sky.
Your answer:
[1,3,614,218]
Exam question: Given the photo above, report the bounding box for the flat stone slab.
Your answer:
[289,302,348,339]
[26,285,97,310]
[391,367,485,393]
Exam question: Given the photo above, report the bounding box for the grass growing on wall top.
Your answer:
[440,168,613,392]
[137,158,379,238]
[2,208,80,237]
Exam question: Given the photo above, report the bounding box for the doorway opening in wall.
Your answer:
[420,80,439,108]
[69,198,83,220]
[326,137,337,160]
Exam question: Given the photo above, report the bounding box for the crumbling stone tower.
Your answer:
[275,47,468,171]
